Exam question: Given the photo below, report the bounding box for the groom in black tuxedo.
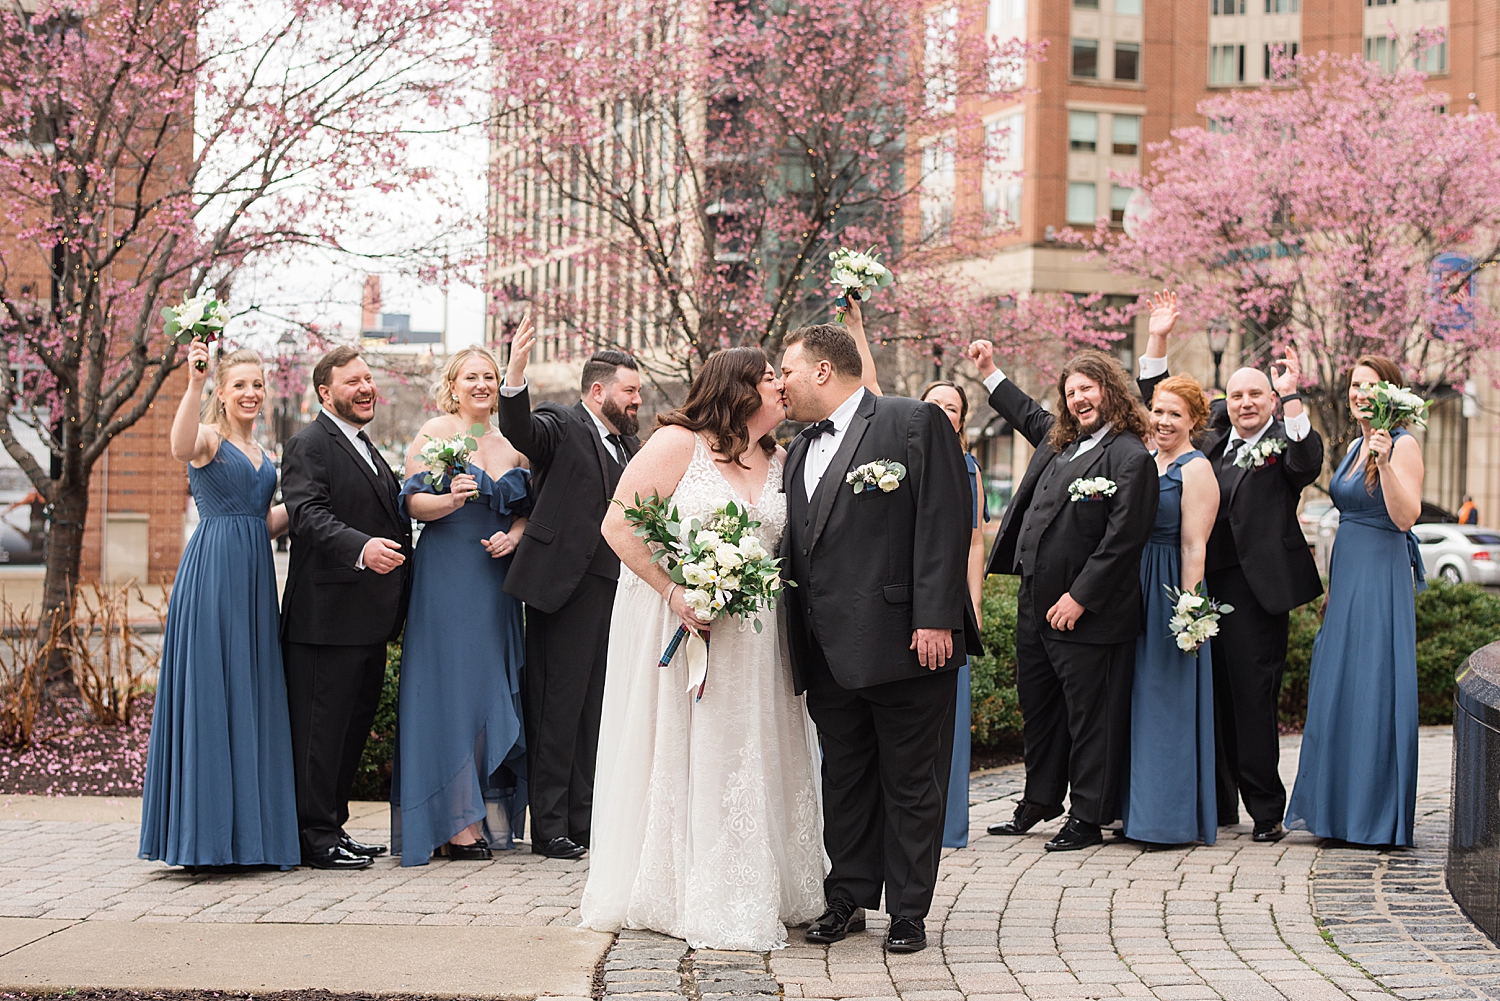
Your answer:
[779,323,979,954]
[281,346,412,871]
[497,320,641,861]
[970,343,1158,852]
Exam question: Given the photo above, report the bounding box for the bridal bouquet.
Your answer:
[829,246,894,322]
[162,290,230,371]
[1164,584,1233,653]
[1362,381,1431,431]
[619,492,793,700]
[418,424,486,488]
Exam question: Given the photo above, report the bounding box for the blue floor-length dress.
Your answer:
[1121,450,1216,845]
[1285,431,1424,847]
[392,464,531,865]
[139,443,300,868]
[943,453,987,849]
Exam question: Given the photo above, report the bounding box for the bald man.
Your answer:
[1139,333,1322,844]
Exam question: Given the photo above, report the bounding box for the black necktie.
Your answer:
[606,433,626,467]
[801,419,835,441]
[356,430,381,472]
[1222,438,1243,470]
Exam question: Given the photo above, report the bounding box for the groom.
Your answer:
[779,323,979,954]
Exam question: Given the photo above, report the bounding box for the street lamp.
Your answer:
[1207,320,1232,393]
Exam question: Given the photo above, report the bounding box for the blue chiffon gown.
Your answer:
[1285,431,1424,847]
[1121,451,1216,845]
[392,464,531,865]
[139,444,300,867]
[943,453,987,849]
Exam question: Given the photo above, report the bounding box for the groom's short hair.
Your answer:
[784,324,861,379]
[581,350,638,393]
[312,345,362,391]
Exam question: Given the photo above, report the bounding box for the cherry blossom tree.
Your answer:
[1105,49,1500,446]
[0,0,486,663]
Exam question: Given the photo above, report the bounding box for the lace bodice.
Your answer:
[671,435,786,553]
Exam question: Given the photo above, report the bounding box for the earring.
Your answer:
[452,394,460,403]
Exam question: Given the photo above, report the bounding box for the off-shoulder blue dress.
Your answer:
[392,464,532,864]
[1285,430,1424,847]
[139,443,299,867]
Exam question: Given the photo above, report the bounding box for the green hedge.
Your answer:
[351,642,402,802]
[1279,581,1500,729]
[971,575,1025,747]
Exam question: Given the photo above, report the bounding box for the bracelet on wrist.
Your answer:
[665,583,679,605]
[1279,392,1303,405]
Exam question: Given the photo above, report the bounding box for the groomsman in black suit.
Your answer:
[779,323,980,953]
[970,343,1159,852]
[281,346,412,870]
[1136,308,1322,842]
[497,318,641,860]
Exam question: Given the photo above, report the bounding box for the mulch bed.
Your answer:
[0,694,152,797]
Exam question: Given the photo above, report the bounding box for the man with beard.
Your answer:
[281,346,411,870]
[968,343,1158,851]
[498,320,641,860]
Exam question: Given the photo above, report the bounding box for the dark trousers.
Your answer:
[522,572,614,845]
[1206,564,1289,825]
[283,640,388,855]
[804,636,957,920]
[1014,577,1134,826]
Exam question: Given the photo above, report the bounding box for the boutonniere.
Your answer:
[1068,477,1117,502]
[1234,437,1285,469]
[847,460,907,494]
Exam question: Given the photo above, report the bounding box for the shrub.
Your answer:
[971,575,1024,748]
[351,642,402,801]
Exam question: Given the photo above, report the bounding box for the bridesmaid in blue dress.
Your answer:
[393,346,531,865]
[1121,375,1220,845]
[1286,355,1426,847]
[140,343,299,868]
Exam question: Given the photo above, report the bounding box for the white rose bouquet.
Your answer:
[1361,381,1431,432]
[618,492,793,700]
[162,289,231,371]
[828,246,894,323]
[418,423,486,489]
[1164,583,1234,653]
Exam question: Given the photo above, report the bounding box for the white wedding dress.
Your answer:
[579,435,827,951]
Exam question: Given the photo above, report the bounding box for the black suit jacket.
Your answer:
[986,379,1158,646]
[780,390,981,693]
[497,387,640,613]
[1139,371,1324,615]
[280,412,412,646]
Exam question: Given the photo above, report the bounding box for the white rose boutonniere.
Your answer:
[1067,477,1118,502]
[1234,437,1286,470]
[846,459,907,494]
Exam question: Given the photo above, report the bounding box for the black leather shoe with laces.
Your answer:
[1252,820,1287,843]
[1044,818,1104,852]
[339,834,388,857]
[303,845,374,871]
[885,917,927,953]
[987,801,1064,836]
[805,900,866,944]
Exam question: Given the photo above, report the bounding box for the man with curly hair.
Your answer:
[968,343,1159,851]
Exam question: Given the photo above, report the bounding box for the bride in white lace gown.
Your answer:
[580,347,826,951]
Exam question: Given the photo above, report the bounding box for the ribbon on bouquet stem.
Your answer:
[659,624,711,702]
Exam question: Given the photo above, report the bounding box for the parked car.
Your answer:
[1415,525,1500,585]
[1299,498,1335,546]
[1314,500,1463,576]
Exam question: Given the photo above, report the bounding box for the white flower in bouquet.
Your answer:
[683,562,714,586]
[1362,381,1431,431]
[683,588,714,619]
[417,424,486,489]
[738,536,767,561]
[695,529,722,547]
[1164,583,1233,653]
[163,288,231,371]
[828,246,895,297]
[714,542,745,569]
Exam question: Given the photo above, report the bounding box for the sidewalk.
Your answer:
[0,728,1491,1000]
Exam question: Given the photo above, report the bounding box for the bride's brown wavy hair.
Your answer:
[656,346,777,469]
[1046,349,1152,451]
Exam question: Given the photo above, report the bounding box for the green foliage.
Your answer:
[1279,581,1500,729]
[970,575,1024,748]
[351,642,402,802]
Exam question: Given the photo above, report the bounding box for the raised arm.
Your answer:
[967,340,1056,448]
[844,298,882,396]
[169,340,218,466]
[1271,351,1322,485]
[497,313,568,465]
[1138,289,1177,404]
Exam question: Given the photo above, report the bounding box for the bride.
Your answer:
[579,346,826,951]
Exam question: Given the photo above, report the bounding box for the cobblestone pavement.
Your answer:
[2,727,1496,1001]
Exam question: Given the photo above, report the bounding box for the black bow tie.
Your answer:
[801,419,835,441]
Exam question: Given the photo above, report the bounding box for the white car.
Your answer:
[1414,525,1500,585]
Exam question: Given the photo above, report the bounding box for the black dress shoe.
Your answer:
[303,845,374,871]
[434,841,493,861]
[1252,820,1288,842]
[339,834,388,857]
[532,836,587,860]
[987,801,1064,836]
[885,917,927,953]
[805,900,866,944]
[1044,818,1104,852]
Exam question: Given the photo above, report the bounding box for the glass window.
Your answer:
[1212,0,1245,12]
[1264,41,1299,78]
[1364,35,1397,73]
[1110,184,1132,224]
[1115,0,1142,13]
[1072,38,1099,78]
[1075,0,1099,6]
[1112,114,1140,155]
[920,138,956,241]
[1420,40,1448,73]
[987,0,1027,35]
[1265,0,1299,10]
[1467,532,1500,545]
[1115,42,1140,81]
[1066,182,1098,225]
[1210,44,1245,85]
[1069,111,1098,152]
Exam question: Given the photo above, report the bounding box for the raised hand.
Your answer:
[1147,290,1179,340]
[1369,428,1394,466]
[1271,349,1301,397]
[505,311,535,388]
[186,340,211,385]
[967,339,997,379]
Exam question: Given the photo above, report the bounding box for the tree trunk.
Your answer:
[40,475,89,692]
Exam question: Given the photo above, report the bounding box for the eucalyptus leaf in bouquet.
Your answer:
[162,289,230,371]
[418,424,486,488]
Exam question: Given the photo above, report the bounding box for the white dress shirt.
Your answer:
[499,379,622,464]
[322,409,381,569]
[981,369,1112,459]
[802,388,866,500]
[1136,355,1310,444]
